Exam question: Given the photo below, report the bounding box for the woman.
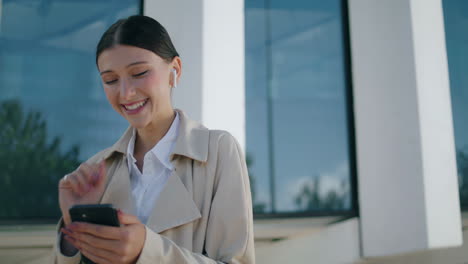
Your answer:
[52,15,255,264]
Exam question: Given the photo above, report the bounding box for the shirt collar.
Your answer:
[106,109,209,163]
[126,129,137,171]
[126,112,180,170]
[150,111,179,169]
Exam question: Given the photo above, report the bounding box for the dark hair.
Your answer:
[96,15,179,67]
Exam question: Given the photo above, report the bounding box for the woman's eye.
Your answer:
[105,79,118,85]
[133,70,148,77]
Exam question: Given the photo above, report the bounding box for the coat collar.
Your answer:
[99,157,202,233]
[99,109,205,233]
[104,109,209,163]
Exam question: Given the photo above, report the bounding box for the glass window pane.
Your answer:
[245,0,272,213]
[442,0,468,209]
[245,0,354,214]
[0,1,140,221]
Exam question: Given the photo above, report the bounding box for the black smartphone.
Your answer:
[69,204,120,226]
[69,204,120,264]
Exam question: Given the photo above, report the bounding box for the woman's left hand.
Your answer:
[61,210,146,264]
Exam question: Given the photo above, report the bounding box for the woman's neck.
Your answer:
[134,109,176,156]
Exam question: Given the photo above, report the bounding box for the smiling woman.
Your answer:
[51,15,255,264]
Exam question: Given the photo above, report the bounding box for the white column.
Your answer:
[348,0,462,257]
[144,0,246,149]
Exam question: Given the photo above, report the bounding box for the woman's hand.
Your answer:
[59,161,107,226]
[61,210,146,264]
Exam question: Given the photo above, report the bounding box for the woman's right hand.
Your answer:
[59,161,108,226]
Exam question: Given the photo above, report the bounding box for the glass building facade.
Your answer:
[1,0,467,223]
[443,0,468,210]
[245,0,356,215]
[0,0,140,221]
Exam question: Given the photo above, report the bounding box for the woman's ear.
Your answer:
[171,56,182,86]
[172,69,178,88]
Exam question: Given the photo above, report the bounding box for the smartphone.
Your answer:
[69,204,120,226]
[69,204,120,264]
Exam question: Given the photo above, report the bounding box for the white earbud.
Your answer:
[172,69,177,88]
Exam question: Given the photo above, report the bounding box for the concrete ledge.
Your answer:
[254,216,344,242]
[255,218,361,264]
[0,225,55,249]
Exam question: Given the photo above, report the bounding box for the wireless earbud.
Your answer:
[172,69,177,88]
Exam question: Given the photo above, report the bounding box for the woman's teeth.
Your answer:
[124,100,147,110]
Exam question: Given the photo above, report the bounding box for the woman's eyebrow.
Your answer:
[100,61,149,75]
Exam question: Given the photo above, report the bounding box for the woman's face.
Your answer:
[97,45,179,129]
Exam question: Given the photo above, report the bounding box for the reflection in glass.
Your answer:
[245,0,353,214]
[442,0,468,209]
[0,100,80,219]
[0,1,140,220]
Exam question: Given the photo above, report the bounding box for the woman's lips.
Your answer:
[121,99,148,114]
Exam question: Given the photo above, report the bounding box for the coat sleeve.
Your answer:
[50,149,110,264]
[50,218,82,264]
[135,133,256,264]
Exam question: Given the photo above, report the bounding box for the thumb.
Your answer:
[118,209,140,225]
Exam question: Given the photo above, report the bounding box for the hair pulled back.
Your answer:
[96,15,179,66]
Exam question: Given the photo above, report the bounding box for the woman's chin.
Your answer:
[127,119,150,130]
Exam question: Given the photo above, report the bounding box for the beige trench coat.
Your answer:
[51,109,255,264]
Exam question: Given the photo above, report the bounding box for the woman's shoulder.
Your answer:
[207,129,244,162]
[83,147,115,165]
[208,129,239,148]
[178,109,239,151]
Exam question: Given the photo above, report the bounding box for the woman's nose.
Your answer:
[120,78,136,100]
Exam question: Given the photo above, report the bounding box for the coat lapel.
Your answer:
[143,109,207,233]
[146,165,202,233]
[99,156,137,217]
[98,109,208,232]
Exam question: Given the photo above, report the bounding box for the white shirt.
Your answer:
[126,112,180,224]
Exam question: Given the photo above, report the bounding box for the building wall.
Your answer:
[0,0,467,263]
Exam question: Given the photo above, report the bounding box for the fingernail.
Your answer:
[64,234,76,243]
[61,228,72,235]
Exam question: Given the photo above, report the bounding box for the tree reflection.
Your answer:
[246,153,267,213]
[457,148,468,208]
[293,175,348,211]
[0,99,81,221]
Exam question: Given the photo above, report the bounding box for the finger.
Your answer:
[118,210,140,225]
[74,170,91,194]
[79,244,113,264]
[68,222,121,240]
[78,163,95,184]
[63,234,79,249]
[68,229,122,255]
[66,173,84,195]
[59,174,71,188]
[61,227,73,237]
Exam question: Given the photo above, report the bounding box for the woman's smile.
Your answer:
[121,98,149,115]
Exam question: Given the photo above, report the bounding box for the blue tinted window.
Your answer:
[245,0,355,214]
[443,0,468,209]
[0,1,140,221]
